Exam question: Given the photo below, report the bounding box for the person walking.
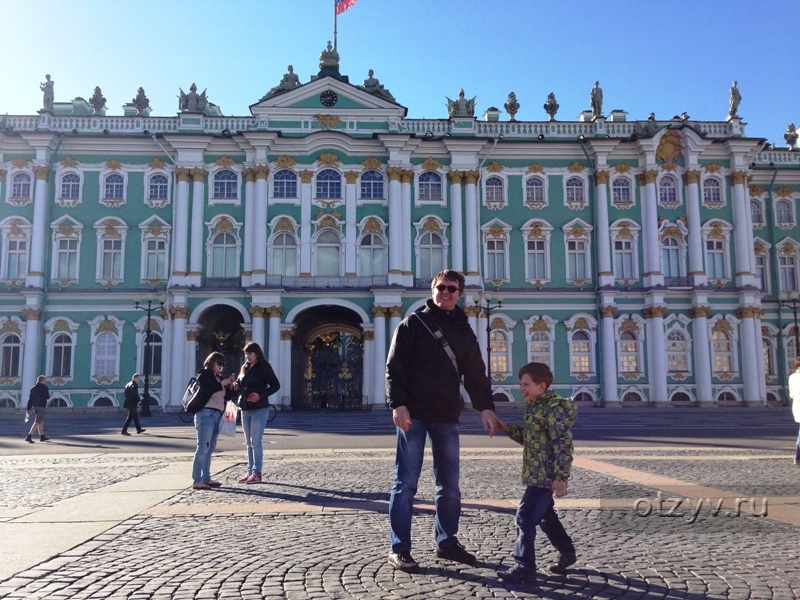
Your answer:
[232,342,280,484]
[121,373,146,435]
[385,269,498,572]
[788,358,800,465]
[191,352,236,490]
[25,375,50,443]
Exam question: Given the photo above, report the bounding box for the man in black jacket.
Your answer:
[25,375,50,443]
[386,269,498,572]
[121,373,145,435]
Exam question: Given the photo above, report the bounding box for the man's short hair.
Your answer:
[794,358,800,370]
[36,375,46,384]
[430,269,465,292]
[518,362,553,389]
[132,373,140,380]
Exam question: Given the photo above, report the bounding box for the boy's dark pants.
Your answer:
[514,485,575,570]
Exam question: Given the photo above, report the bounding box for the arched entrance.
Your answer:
[290,305,364,410]
[195,304,246,376]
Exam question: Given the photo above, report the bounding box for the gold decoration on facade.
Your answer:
[175,168,191,183]
[249,306,266,318]
[708,222,724,239]
[190,168,206,182]
[387,167,403,182]
[61,157,79,168]
[642,169,659,184]
[275,217,294,232]
[594,170,609,185]
[661,162,678,172]
[361,157,383,170]
[32,165,49,181]
[567,162,585,173]
[776,186,795,198]
[315,114,341,129]
[51,319,70,331]
[255,165,270,180]
[11,158,29,169]
[749,184,763,196]
[779,243,798,256]
[280,329,294,341]
[105,160,122,171]
[600,306,617,318]
[0,320,20,334]
[617,222,633,239]
[643,307,668,319]
[401,170,414,183]
[683,170,701,185]
[422,218,441,232]
[660,226,684,241]
[464,170,479,185]
[389,305,404,317]
[56,224,78,236]
[527,163,544,173]
[620,318,639,333]
[317,215,338,230]
[215,156,236,167]
[299,170,314,183]
[614,163,632,174]
[730,171,748,186]
[528,223,544,239]
[566,226,585,238]
[344,171,359,184]
[97,319,119,334]
[448,171,463,184]
[170,306,189,319]
[712,319,733,332]
[753,242,765,255]
[148,158,167,170]
[214,218,234,234]
[655,129,682,167]
[421,157,442,171]
[705,163,722,174]
[274,155,296,168]
[362,217,382,233]
[531,318,550,332]
[737,307,756,318]
[267,306,283,318]
[574,317,589,330]
[186,330,199,341]
[103,221,122,237]
[487,161,503,172]
[486,226,505,239]
[690,306,711,318]
[318,152,340,166]
[243,168,256,183]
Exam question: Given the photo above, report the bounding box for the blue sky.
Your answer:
[3,0,799,145]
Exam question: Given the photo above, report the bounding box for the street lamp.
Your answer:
[472,291,504,389]
[134,294,166,417]
[779,291,800,363]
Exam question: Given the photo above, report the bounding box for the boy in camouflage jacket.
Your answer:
[495,362,578,586]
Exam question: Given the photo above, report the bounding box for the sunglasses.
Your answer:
[435,284,460,294]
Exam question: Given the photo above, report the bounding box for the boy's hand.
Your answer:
[481,410,499,436]
[552,480,568,498]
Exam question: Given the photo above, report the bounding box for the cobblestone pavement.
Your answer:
[0,441,799,597]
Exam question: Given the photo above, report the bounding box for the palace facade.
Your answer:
[2,49,800,411]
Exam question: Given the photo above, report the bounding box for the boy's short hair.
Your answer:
[518,362,553,389]
[794,358,800,370]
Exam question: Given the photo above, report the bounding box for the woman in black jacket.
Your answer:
[232,342,280,483]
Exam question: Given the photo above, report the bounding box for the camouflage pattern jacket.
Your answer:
[505,391,577,489]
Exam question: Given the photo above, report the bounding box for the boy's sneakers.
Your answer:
[435,541,476,564]
[388,551,419,572]
[246,472,262,484]
[238,473,252,483]
[497,565,538,585]
[24,435,34,444]
[549,551,577,574]
[39,435,50,442]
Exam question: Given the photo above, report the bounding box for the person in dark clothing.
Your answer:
[121,373,146,435]
[25,375,50,443]
[386,269,498,572]
[231,341,280,484]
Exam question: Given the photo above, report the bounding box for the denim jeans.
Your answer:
[241,408,269,474]
[389,419,461,553]
[795,426,800,462]
[192,408,222,483]
[513,485,575,570]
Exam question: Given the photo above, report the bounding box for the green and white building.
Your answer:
[2,47,800,411]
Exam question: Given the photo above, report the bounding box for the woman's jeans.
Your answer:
[795,426,800,462]
[389,420,460,553]
[241,408,269,474]
[192,408,222,483]
[514,485,575,570]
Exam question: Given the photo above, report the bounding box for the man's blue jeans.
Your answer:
[795,425,800,462]
[241,408,269,474]
[389,420,461,553]
[192,408,222,483]
[514,485,575,570]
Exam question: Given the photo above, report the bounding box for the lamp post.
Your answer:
[779,291,800,364]
[134,294,166,417]
[472,291,504,390]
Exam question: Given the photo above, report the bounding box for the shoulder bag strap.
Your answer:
[413,313,459,375]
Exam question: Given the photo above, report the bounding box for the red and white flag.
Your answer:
[335,0,356,15]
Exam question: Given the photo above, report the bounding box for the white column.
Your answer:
[242,168,256,284]
[739,308,761,403]
[594,171,613,285]
[731,171,755,287]
[372,307,387,406]
[26,166,50,288]
[684,171,706,284]
[253,166,269,285]
[640,170,663,286]
[172,168,190,278]
[448,171,464,272]
[279,328,292,408]
[387,168,402,284]
[188,168,206,279]
[268,306,281,370]
[388,306,403,345]
[646,308,668,402]
[600,308,619,404]
[401,170,413,282]
[754,312,767,403]
[250,306,265,349]
[464,171,479,277]
[692,306,713,403]
[363,330,374,407]
[169,307,188,407]
[21,308,42,398]
[344,171,358,276]
[299,170,313,275]
[186,330,198,385]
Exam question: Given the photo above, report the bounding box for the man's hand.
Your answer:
[482,410,499,436]
[552,480,568,498]
[494,416,508,433]
[393,406,412,432]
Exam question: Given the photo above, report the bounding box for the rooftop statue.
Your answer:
[447,88,475,117]
[543,92,559,122]
[785,124,798,150]
[89,86,106,115]
[264,65,301,99]
[504,91,520,122]
[40,74,54,112]
[132,87,150,116]
[178,83,208,113]
[590,81,603,120]
[728,80,741,119]
[319,41,340,69]
[361,69,395,102]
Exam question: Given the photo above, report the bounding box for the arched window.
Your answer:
[705,239,726,279]
[418,172,442,201]
[763,336,774,376]
[751,200,764,226]
[570,330,591,374]
[360,170,384,199]
[94,331,117,379]
[666,330,689,373]
[671,392,691,402]
[100,239,123,281]
[702,178,721,206]
[776,199,793,224]
[144,331,162,377]
[273,169,297,198]
[148,174,168,200]
[0,334,21,378]
[490,330,509,375]
[418,231,444,279]
[529,331,551,367]
[359,233,385,276]
[61,173,80,200]
[144,238,167,280]
[712,330,732,373]
[5,238,28,280]
[566,177,584,206]
[11,173,31,199]
[659,175,678,206]
[104,173,124,199]
[612,179,632,205]
[51,332,72,377]
[662,236,681,277]
[525,177,544,205]
[55,238,79,281]
[779,253,798,292]
[623,391,642,402]
[211,232,238,277]
[316,169,342,200]
[486,176,504,204]
[486,238,506,280]
[316,229,341,276]
[213,169,238,199]
[619,331,639,373]
[272,232,298,276]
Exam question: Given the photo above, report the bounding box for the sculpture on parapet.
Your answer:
[728,80,741,119]
[361,69,395,102]
[543,92,559,122]
[504,92,520,121]
[89,86,106,115]
[263,65,301,99]
[178,83,208,113]
[447,88,475,117]
[590,81,603,120]
[785,124,798,150]
[132,87,151,116]
[40,74,54,112]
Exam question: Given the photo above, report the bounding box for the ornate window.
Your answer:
[273,169,298,199]
[615,316,645,378]
[565,176,585,209]
[751,199,764,228]
[140,217,171,283]
[712,330,733,373]
[702,177,723,208]
[140,330,163,378]
[94,218,128,284]
[414,218,448,280]
[566,314,596,378]
[570,331,592,374]
[0,217,31,281]
[418,171,442,201]
[51,217,83,284]
[360,170,384,199]
[522,220,552,284]
[213,169,238,199]
[490,330,509,376]
[619,332,639,373]
[701,221,732,282]
[271,232,298,277]
[754,251,769,293]
[104,173,125,200]
[51,333,73,377]
[525,315,557,368]
[776,199,794,228]
[148,174,169,201]
[658,174,680,208]
[89,316,123,384]
[314,229,342,276]
[45,317,79,381]
[0,333,21,378]
[11,172,31,200]
[563,219,593,285]
[61,173,81,201]
[779,255,799,292]
[611,178,633,209]
[359,232,386,277]
[482,220,511,283]
[659,221,689,282]
[610,220,640,282]
[763,336,775,377]
[484,176,505,208]
[316,169,342,200]
[666,329,690,373]
[210,232,238,277]
[524,175,547,209]
[710,316,739,378]
[662,237,681,278]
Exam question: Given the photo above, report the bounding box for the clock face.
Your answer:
[320,90,338,107]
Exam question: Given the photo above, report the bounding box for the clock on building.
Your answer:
[319,90,338,107]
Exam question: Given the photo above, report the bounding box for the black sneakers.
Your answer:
[24,434,34,444]
[549,552,577,574]
[39,435,50,442]
[497,565,537,585]
[388,551,419,572]
[435,541,476,565]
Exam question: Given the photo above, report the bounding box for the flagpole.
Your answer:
[333,0,338,51]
